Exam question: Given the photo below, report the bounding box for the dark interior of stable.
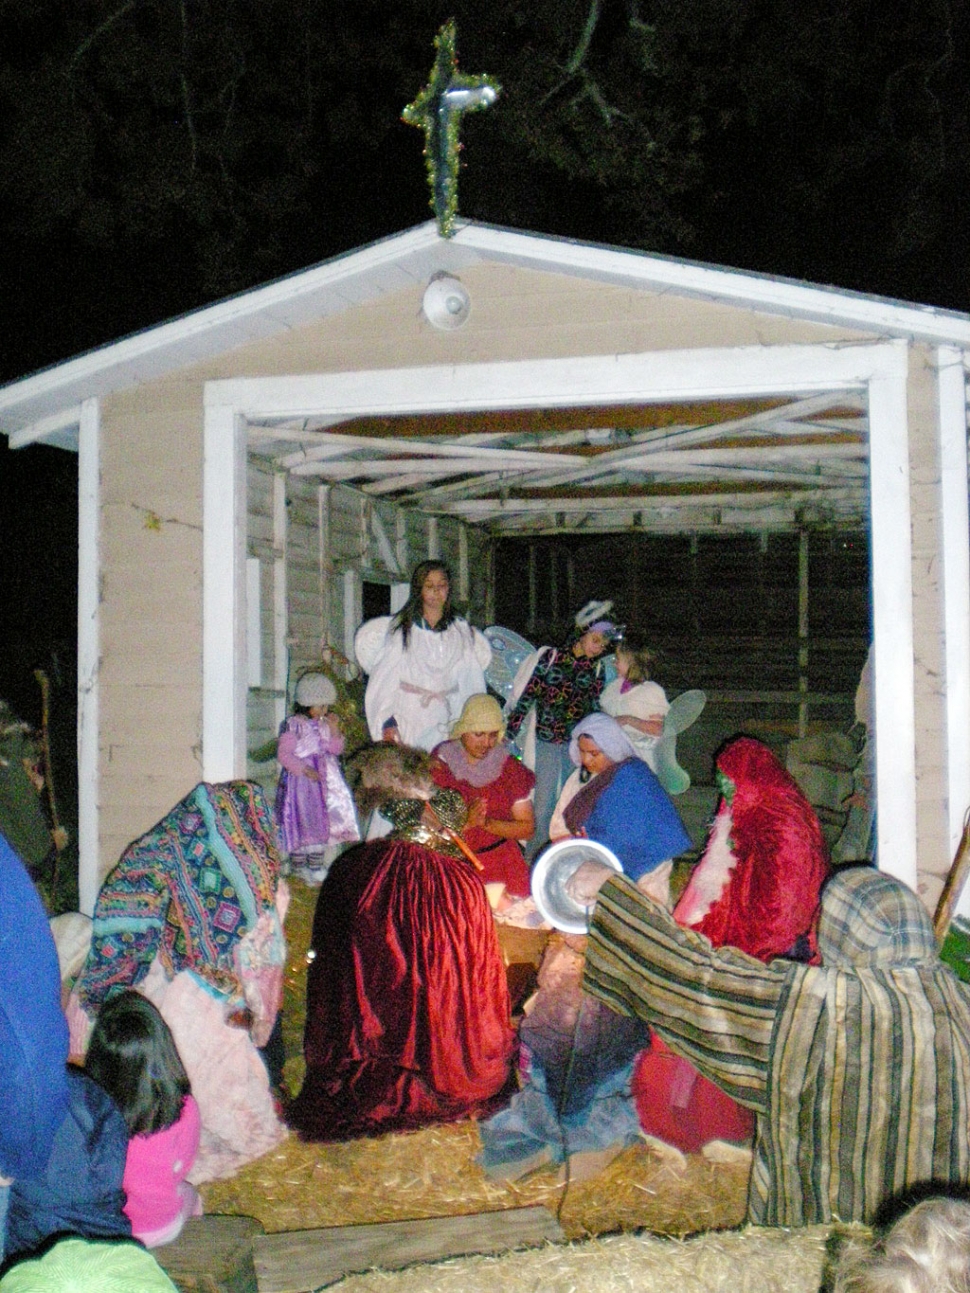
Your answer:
[493,527,871,851]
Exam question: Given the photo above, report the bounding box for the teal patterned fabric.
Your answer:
[74,782,281,1011]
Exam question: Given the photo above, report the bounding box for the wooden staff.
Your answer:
[933,805,970,944]
[33,669,66,895]
[424,802,485,872]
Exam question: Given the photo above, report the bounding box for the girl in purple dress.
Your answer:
[275,673,359,885]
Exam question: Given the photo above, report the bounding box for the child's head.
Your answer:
[84,990,190,1137]
[614,627,655,683]
[294,672,337,716]
[832,1196,970,1293]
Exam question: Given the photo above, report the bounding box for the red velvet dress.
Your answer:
[431,741,535,897]
[632,736,830,1152]
[287,796,516,1142]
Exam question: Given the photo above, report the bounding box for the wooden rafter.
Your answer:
[247,390,870,535]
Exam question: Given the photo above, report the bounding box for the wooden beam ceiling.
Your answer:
[248,392,869,535]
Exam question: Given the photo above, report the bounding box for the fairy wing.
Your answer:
[483,625,536,701]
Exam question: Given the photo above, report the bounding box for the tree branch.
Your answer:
[564,0,601,75]
[69,0,140,74]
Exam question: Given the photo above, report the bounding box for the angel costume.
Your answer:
[355,615,491,752]
[598,676,669,772]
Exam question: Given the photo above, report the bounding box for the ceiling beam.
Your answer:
[436,484,864,516]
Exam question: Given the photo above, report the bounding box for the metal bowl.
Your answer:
[530,838,624,934]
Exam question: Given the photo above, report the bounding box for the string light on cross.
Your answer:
[402,20,500,239]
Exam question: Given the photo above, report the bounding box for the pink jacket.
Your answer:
[123,1094,201,1238]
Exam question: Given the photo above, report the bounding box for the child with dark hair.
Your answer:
[68,782,287,1182]
[85,992,201,1249]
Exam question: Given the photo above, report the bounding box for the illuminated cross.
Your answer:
[402,21,500,239]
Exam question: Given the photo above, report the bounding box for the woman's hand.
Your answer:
[465,798,488,830]
[565,860,615,906]
[302,767,321,782]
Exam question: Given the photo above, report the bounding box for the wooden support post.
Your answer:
[273,473,288,724]
[316,484,331,657]
[527,542,537,639]
[798,529,809,738]
[485,540,496,626]
[549,544,559,626]
[459,524,469,602]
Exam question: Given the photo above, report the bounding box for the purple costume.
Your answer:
[275,716,359,857]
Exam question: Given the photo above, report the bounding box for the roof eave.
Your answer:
[4,218,970,447]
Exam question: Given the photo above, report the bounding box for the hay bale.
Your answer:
[322,1224,832,1293]
[199,1124,747,1241]
[201,873,748,1245]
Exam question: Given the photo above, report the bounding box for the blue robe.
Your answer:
[0,831,69,1180]
[584,758,691,880]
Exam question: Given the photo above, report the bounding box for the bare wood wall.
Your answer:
[246,462,491,793]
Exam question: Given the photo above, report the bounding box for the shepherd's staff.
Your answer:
[933,805,970,944]
[33,669,68,892]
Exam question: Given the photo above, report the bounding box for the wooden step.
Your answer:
[253,1205,566,1293]
[154,1214,264,1293]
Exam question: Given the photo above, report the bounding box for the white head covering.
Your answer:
[295,672,337,708]
[568,713,637,767]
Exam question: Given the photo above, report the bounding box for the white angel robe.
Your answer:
[355,616,492,752]
[599,677,669,772]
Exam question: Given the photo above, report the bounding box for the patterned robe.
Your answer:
[584,868,970,1225]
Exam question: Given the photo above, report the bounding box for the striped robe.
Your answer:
[584,873,970,1225]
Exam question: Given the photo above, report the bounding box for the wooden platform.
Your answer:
[154,1214,264,1293]
[252,1205,566,1293]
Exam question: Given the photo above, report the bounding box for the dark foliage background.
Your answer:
[1,0,968,384]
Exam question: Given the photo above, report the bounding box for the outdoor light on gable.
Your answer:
[422,273,471,329]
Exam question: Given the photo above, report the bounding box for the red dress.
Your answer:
[431,741,535,896]
[632,736,830,1152]
[287,796,516,1143]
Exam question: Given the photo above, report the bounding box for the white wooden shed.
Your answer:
[2,220,969,915]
